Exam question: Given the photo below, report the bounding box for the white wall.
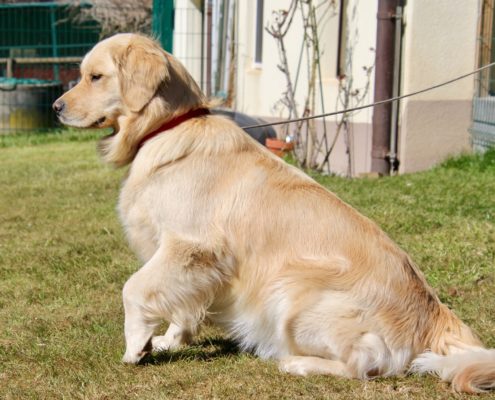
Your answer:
[398,0,479,173]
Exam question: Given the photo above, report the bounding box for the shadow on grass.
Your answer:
[139,337,241,365]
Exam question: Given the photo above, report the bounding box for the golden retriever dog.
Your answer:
[53,33,495,393]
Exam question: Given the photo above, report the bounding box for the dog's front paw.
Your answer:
[279,357,311,376]
[122,350,147,364]
[151,335,181,352]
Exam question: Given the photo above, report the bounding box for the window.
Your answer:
[478,0,495,95]
[471,0,495,150]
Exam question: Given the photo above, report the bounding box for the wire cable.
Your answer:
[242,62,495,130]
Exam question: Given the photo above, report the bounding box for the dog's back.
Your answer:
[128,113,489,386]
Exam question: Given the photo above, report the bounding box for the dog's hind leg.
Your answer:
[279,356,350,377]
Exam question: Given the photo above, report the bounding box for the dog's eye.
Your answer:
[91,74,102,82]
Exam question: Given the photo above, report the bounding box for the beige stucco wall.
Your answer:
[398,0,479,173]
[172,0,481,175]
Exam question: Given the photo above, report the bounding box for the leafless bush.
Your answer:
[267,0,374,176]
[57,0,152,38]
[266,0,338,171]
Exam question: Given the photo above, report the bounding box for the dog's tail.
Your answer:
[410,307,495,393]
[411,349,495,393]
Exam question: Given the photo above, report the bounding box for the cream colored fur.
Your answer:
[54,33,495,393]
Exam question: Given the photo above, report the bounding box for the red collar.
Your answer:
[137,108,210,149]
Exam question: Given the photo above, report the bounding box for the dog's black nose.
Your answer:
[52,99,65,114]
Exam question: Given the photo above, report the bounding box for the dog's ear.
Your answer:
[114,38,170,113]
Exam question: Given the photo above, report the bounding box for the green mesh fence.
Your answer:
[0,2,98,132]
[0,0,158,133]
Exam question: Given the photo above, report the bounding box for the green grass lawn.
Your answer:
[1,130,494,399]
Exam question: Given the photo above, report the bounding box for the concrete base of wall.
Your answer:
[398,100,472,174]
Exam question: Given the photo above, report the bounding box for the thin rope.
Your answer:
[242,61,495,130]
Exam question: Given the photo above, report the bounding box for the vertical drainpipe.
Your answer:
[371,0,399,175]
[389,3,403,174]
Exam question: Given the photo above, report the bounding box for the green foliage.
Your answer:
[440,147,495,172]
[0,128,108,148]
[0,132,494,399]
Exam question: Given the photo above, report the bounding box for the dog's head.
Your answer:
[53,33,206,165]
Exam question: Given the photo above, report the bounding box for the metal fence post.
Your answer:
[49,5,60,81]
[152,0,174,53]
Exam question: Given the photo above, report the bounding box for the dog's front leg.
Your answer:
[151,322,192,352]
[121,237,228,364]
[121,251,162,364]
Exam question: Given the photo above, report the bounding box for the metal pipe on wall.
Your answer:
[371,0,399,175]
[389,3,403,174]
